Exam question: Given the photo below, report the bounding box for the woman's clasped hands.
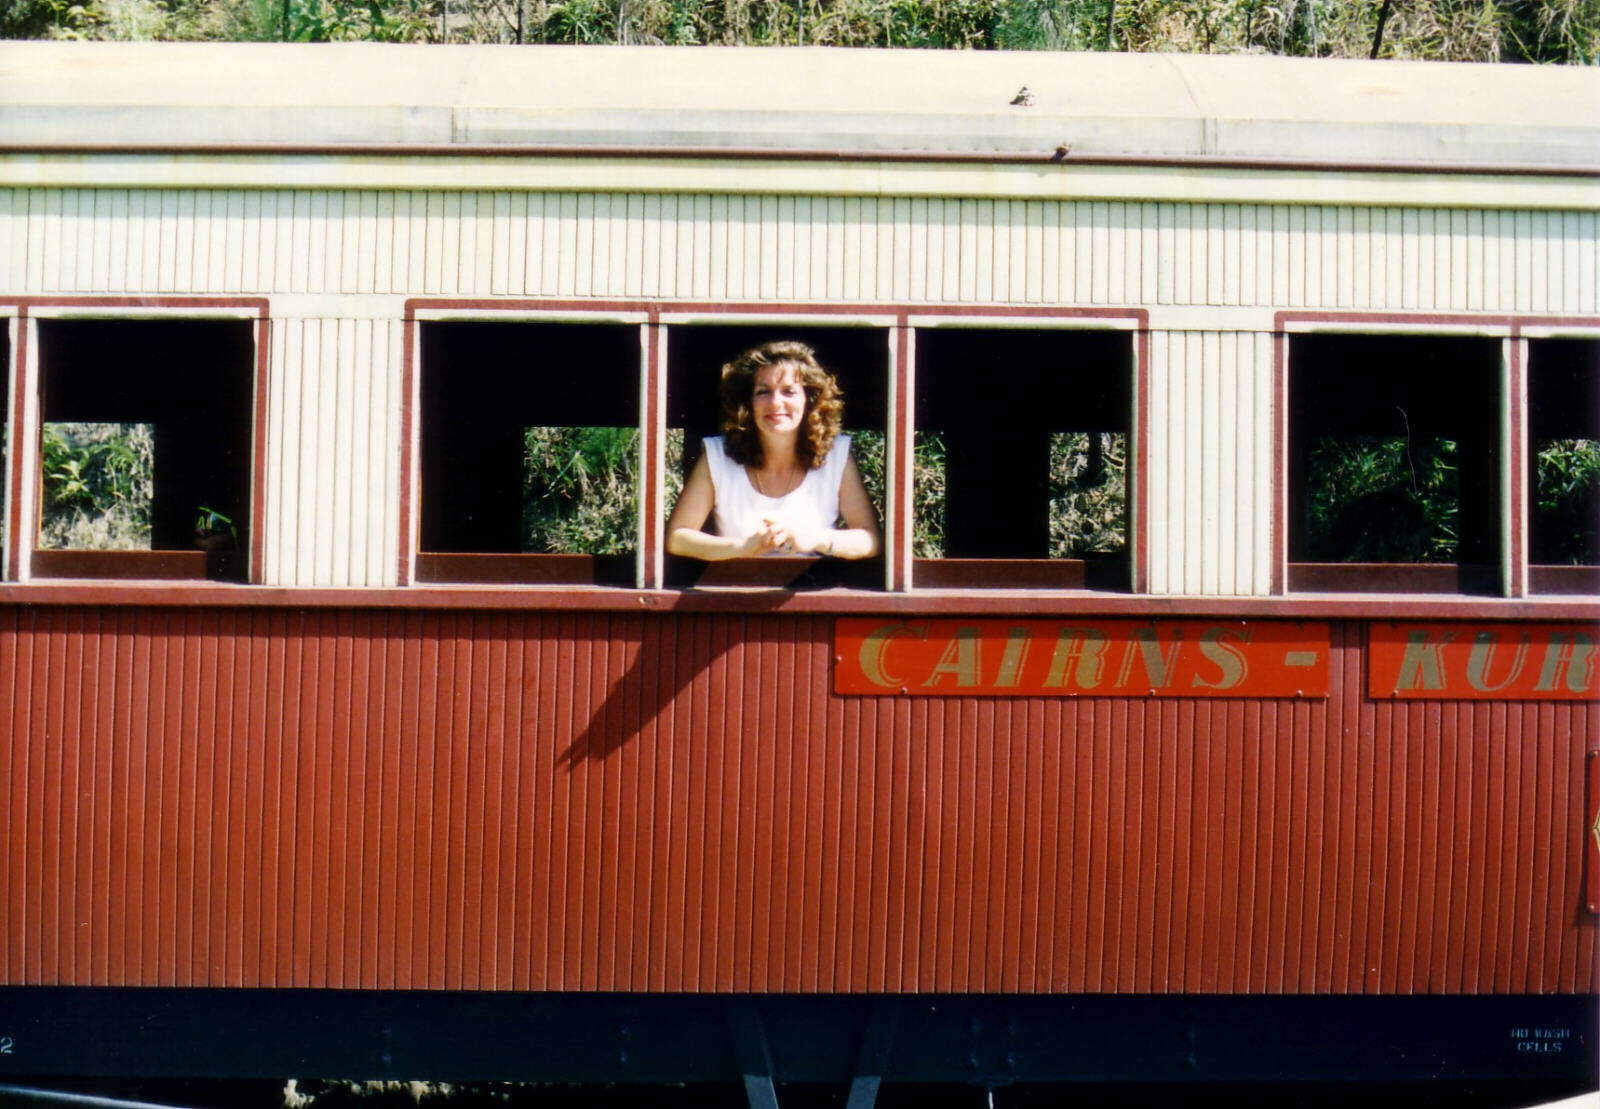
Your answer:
[740,514,832,557]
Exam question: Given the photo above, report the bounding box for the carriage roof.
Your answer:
[3,42,1597,172]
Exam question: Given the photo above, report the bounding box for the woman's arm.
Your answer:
[665,454,777,560]
[821,454,882,559]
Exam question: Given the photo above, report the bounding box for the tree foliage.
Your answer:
[39,421,155,550]
[1304,434,1459,562]
[6,0,1596,63]
[1533,437,1600,565]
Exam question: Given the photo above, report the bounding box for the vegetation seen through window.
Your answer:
[520,426,638,555]
[1534,438,1600,565]
[1304,435,1459,563]
[40,422,155,551]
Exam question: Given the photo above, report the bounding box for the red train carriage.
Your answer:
[0,42,1596,1105]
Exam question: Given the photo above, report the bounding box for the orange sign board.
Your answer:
[1368,622,1599,701]
[834,618,1330,698]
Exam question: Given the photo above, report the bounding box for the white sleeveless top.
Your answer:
[702,434,851,550]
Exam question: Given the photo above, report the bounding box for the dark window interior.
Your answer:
[418,321,640,584]
[1528,338,1599,593]
[36,319,253,581]
[665,324,888,588]
[1,323,9,572]
[1288,333,1500,594]
[913,327,1130,589]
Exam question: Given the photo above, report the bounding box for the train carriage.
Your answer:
[0,42,1597,1104]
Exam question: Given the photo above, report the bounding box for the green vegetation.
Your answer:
[849,428,1124,558]
[1533,437,1600,565]
[40,421,154,550]
[29,419,1593,567]
[849,429,948,557]
[6,0,1596,63]
[1049,430,1125,557]
[1304,434,1458,562]
[520,426,640,554]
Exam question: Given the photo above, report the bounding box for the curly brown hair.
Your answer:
[717,340,844,470]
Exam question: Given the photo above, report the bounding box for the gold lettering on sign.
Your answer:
[994,628,1032,689]
[1395,629,1458,691]
[857,623,926,689]
[1464,631,1532,693]
[1193,626,1252,690]
[923,627,982,688]
[1533,632,1597,694]
[834,618,1332,698]
[1044,628,1108,689]
[1115,626,1181,689]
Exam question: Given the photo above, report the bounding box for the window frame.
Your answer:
[2,299,269,585]
[406,299,1149,595]
[655,308,900,592]
[903,311,1145,592]
[1521,325,1600,597]
[1276,312,1600,599]
[407,305,652,587]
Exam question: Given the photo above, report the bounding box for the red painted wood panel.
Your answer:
[1,606,1595,995]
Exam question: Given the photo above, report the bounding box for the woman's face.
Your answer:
[751,363,807,440]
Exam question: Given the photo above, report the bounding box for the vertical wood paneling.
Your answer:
[4,186,1596,590]
[1147,329,1274,596]
[263,318,402,587]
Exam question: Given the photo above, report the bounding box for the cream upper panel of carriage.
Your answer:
[1,188,1596,316]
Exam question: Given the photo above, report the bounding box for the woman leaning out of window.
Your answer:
[666,341,881,561]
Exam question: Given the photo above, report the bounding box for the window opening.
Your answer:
[34,319,253,581]
[664,323,887,588]
[1288,333,1500,594]
[1528,338,1599,594]
[1,324,9,570]
[417,320,641,585]
[912,327,1130,589]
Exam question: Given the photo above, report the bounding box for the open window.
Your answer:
[1528,338,1599,595]
[32,319,254,581]
[1,320,9,577]
[664,323,888,588]
[912,326,1131,589]
[1287,333,1501,594]
[417,320,643,585]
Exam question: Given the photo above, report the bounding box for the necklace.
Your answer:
[753,464,801,498]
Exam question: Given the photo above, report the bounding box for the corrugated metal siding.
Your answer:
[2,608,1593,995]
[3,189,1597,589]
[1146,329,1275,597]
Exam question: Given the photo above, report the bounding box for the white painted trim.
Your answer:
[410,306,651,324]
[1144,306,1280,333]
[657,312,899,328]
[2,315,14,582]
[24,304,263,320]
[638,323,658,591]
[271,294,408,320]
[1519,325,1600,339]
[12,315,38,582]
[1501,337,1519,598]
[907,313,1141,330]
[890,324,910,593]
[1278,318,1514,337]
[4,155,1596,212]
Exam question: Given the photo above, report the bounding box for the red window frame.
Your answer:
[1275,312,1600,598]
[2,298,270,585]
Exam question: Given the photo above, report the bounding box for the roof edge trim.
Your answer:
[4,142,1598,179]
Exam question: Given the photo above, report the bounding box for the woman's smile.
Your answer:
[752,365,805,434]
